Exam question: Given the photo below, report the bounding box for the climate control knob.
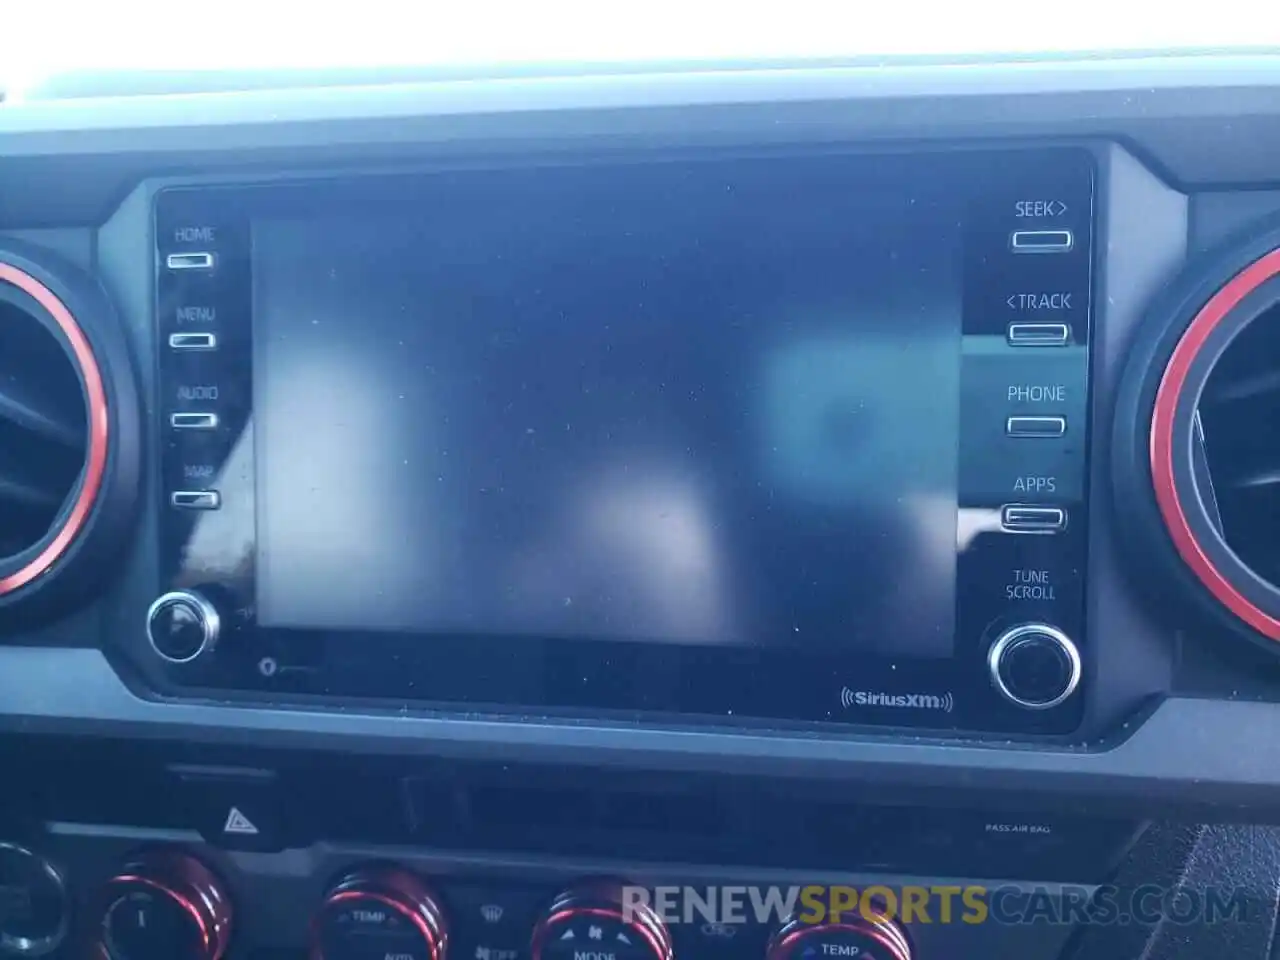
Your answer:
[312,865,448,960]
[531,883,672,960]
[0,843,69,957]
[767,913,911,960]
[988,622,1082,710]
[146,590,220,664]
[95,850,232,960]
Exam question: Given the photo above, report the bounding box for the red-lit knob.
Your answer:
[311,865,448,960]
[531,883,672,960]
[767,913,911,960]
[96,850,233,960]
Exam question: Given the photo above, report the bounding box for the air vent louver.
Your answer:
[0,250,139,621]
[0,295,89,560]
[1198,306,1280,588]
[1116,242,1280,652]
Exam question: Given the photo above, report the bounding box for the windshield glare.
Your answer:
[1,3,1276,92]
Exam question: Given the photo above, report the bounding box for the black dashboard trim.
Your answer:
[4,54,1280,820]
[0,646,1275,816]
[4,54,1280,229]
[137,148,1097,736]
[94,140,1154,751]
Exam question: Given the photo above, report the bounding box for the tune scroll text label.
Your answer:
[1006,569,1056,602]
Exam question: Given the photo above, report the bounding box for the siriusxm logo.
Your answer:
[841,688,955,712]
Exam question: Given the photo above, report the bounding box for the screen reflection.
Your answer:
[253,158,962,654]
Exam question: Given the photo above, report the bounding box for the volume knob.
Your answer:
[146,590,220,664]
[988,623,1082,710]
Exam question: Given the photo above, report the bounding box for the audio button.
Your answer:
[171,412,219,430]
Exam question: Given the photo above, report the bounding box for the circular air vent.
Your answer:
[0,248,139,620]
[1115,236,1280,653]
[1198,294,1280,594]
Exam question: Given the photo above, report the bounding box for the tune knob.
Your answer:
[96,850,232,960]
[531,883,672,960]
[312,865,448,960]
[768,913,911,960]
[146,590,220,664]
[988,623,1082,710]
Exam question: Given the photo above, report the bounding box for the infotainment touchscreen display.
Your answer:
[153,147,1094,733]
[252,159,960,657]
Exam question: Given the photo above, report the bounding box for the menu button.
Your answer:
[169,332,218,351]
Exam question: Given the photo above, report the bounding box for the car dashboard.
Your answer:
[2,50,1280,960]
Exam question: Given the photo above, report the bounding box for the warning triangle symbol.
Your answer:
[223,806,259,835]
[560,931,575,941]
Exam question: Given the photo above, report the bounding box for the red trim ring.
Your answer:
[316,890,444,960]
[0,263,109,595]
[532,906,671,960]
[105,875,213,957]
[1150,247,1280,640]
[769,921,911,960]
